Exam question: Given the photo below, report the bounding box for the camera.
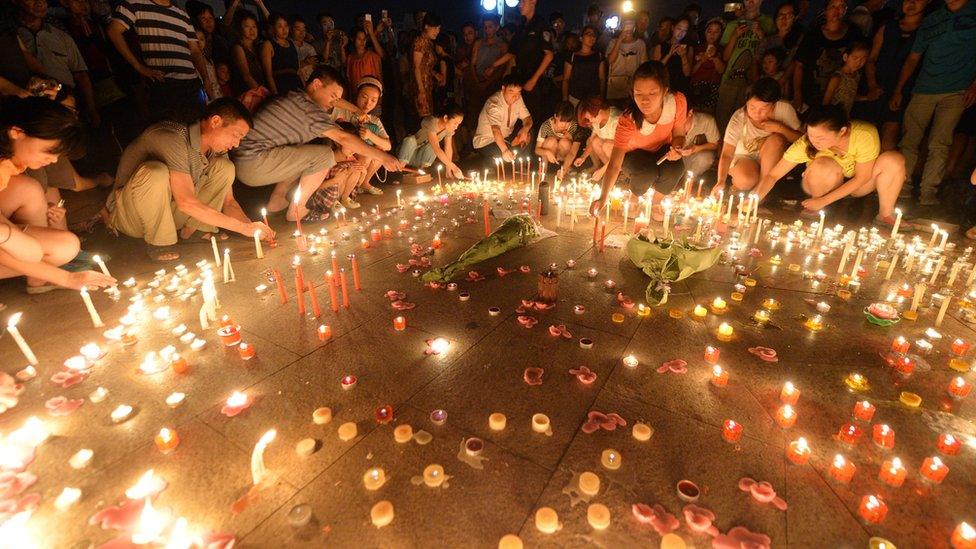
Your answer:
[724,2,744,13]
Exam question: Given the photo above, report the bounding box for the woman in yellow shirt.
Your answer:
[0,97,115,294]
[755,105,906,227]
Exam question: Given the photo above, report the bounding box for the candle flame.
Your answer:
[865,495,879,509]
[960,522,975,539]
[833,454,846,467]
[781,405,794,418]
[132,497,171,545]
[126,469,165,499]
[226,391,248,407]
[796,437,808,451]
[6,312,22,327]
[891,457,903,470]
[784,382,795,393]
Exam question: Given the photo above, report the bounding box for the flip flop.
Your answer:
[26,283,70,294]
[146,244,180,262]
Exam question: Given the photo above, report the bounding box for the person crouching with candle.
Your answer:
[589,61,688,222]
[340,78,391,199]
[104,98,274,262]
[574,96,623,179]
[397,102,465,178]
[471,75,532,170]
[754,105,905,230]
[534,102,584,181]
[0,97,115,294]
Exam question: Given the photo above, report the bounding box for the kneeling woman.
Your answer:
[590,61,688,218]
[0,97,115,293]
[397,103,465,179]
[756,105,904,227]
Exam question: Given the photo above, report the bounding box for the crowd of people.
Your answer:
[1,0,975,296]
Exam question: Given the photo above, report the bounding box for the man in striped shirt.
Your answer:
[232,66,404,223]
[106,0,214,124]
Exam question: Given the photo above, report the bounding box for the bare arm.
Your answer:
[890,52,921,107]
[814,161,875,207]
[562,61,572,100]
[107,20,162,80]
[755,157,798,200]
[865,24,885,92]
[233,44,260,89]
[597,146,627,202]
[714,142,736,189]
[324,127,403,170]
[170,170,266,237]
[260,40,276,94]
[366,22,385,58]
[823,74,841,105]
[491,125,511,159]
[429,130,452,166]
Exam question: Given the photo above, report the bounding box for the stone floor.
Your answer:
[0,180,974,549]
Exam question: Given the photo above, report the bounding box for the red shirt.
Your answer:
[613,92,688,153]
[346,50,382,90]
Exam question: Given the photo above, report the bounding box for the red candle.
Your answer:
[293,256,305,290]
[893,355,915,375]
[780,382,800,405]
[920,456,949,484]
[393,316,406,331]
[339,269,350,309]
[704,346,720,364]
[383,225,393,238]
[775,405,796,429]
[951,522,976,548]
[951,338,971,356]
[786,437,811,465]
[592,216,599,244]
[295,275,306,315]
[948,376,972,399]
[331,251,340,283]
[837,423,863,446]
[711,365,728,387]
[432,234,442,249]
[238,342,256,360]
[154,427,180,454]
[858,495,888,524]
[326,272,339,312]
[599,223,606,252]
[853,400,876,422]
[307,282,321,318]
[722,419,743,443]
[350,254,361,291]
[371,228,382,242]
[829,454,856,483]
[272,268,288,304]
[217,324,242,346]
[878,457,906,487]
[341,374,357,390]
[317,324,332,341]
[170,354,189,374]
[872,424,895,450]
[937,433,962,456]
[483,200,491,237]
[361,238,370,249]
[891,335,910,354]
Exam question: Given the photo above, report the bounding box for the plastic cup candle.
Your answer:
[920,456,948,484]
[780,382,800,405]
[711,297,727,313]
[952,338,971,356]
[948,377,972,399]
[952,522,976,548]
[838,423,863,445]
[340,375,357,391]
[786,437,811,465]
[154,428,179,454]
[393,316,406,331]
[363,468,387,490]
[717,322,733,340]
[600,449,621,470]
[873,424,895,450]
[775,405,797,429]
[937,433,962,456]
[722,420,743,443]
[891,336,910,354]
[423,464,446,487]
[859,495,888,524]
[879,457,907,487]
[711,365,729,387]
[829,454,856,483]
[704,346,720,364]
[853,400,876,422]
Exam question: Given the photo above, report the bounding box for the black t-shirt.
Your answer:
[795,25,865,104]
[512,14,553,82]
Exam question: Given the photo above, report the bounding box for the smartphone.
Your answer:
[365,13,372,22]
[605,15,619,30]
[381,9,388,19]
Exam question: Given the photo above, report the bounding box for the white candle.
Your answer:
[556,198,563,228]
[910,283,926,312]
[79,288,104,327]
[223,250,231,283]
[947,261,962,286]
[210,235,221,266]
[939,230,949,250]
[891,208,902,238]
[936,295,952,327]
[837,240,852,274]
[753,218,764,244]
[5,313,38,365]
[92,255,111,278]
[251,429,277,485]
[253,230,264,259]
[395,189,402,207]
[751,193,760,222]
[884,254,898,280]
[736,192,745,221]
[662,199,673,238]
[623,199,630,231]
[816,211,825,240]
[928,225,939,248]
[725,192,734,221]
[966,263,976,287]
[850,249,863,280]
[930,255,945,285]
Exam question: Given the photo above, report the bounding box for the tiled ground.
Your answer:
[0,181,974,548]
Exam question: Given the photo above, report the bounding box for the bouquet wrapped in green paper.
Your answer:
[626,234,722,306]
[422,214,541,283]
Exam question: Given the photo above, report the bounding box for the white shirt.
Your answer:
[724,100,800,157]
[594,107,622,141]
[687,112,720,146]
[473,91,531,150]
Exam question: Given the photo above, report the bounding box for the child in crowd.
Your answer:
[338,77,390,199]
[824,42,876,116]
[575,96,622,180]
[216,63,233,98]
[678,109,721,176]
[535,102,584,180]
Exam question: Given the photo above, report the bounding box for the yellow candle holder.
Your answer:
[730,292,744,302]
[902,310,918,321]
[899,391,922,408]
[788,264,801,273]
[611,313,625,323]
[743,278,757,287]
[692,305,708,319]
[716,323,734,341]
[838,274,851,286]
[844,373,870,392]
[636,304,651,317]
[769,255,782,266]
[804,316,824,332]
[762,298,780,310]
[753,310,770,324]
[836,289,852,301]
[948,358,971,373]
[669,309,684,319]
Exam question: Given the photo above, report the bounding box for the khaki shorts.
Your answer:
[232,144,334,187]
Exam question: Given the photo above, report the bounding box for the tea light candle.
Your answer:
[711,297,727,313]
[600,449,621,470]
[805,314,824,331]
[54,487,81,511]
[337,422,358,441]
[363,468,387,490]
[318,325,332,341]
[873,424,895,450]
[165,392,185,408]
[920,456,948,484]
[622,355,639,368]
[154,428,179,454]
[535,507,560,534]
[753,309,770,323]
[371,501,394,527]
[489,413,507,431]
[393,316,407,331]
[780,382,800,405]
[722,419,743,443]
[69,448,93,469]
[952,523,976,549]
[711,365,729,387]
[845,373,870,391]
[693,304,708,319]
[948,377,972,399]
[429,409,447,426]
[878,457,907,487]
[340,375,357,390]
[829,454,856,483]
[423,464,446,487]
[838,423,863,445]
[891,336,910,354]
[632,422,653,441]
[704,346,720,364]
[110,404,133,423]
[532,413,552,435]
[937,433,962,456]
[587,503,611,530]
[859,495,888,524]
[775,405,797,429]
[853,400,876,421]
[786,437,811,465]
[717,322,733,340]
[312,407,332,425]
[578,471,600,495]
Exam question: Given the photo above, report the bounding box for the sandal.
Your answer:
[180,230,228,242]
[146,244,180,262]
[300,210,331,223]
[362,184,384,195]
[26,283,69,295]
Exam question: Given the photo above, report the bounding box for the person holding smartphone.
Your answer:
[715,0,774,127]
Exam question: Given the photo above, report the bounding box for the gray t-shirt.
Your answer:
[412,115,455,147]
[233,91,339,158]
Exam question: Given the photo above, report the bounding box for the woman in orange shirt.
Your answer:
[590,61,688,220]
[346,19,385,92]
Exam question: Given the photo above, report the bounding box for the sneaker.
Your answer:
[363,184,384,195]
[341,197,361,209]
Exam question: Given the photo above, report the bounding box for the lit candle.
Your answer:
[775,405,796,429]
[238,342,256,360]
[853,400,876,422]
[920,456,948,484]
[5,313,38,365]
[600,448,621,470]
[704,346,720,364]
[948,376,972,399]
[318,324,332,341]
[253,230,263,258]
[873,424,895,450]
[837,240,852,274]
[393,316,406,331]
[92,254,112,278]
[878,457,907,487]
[937,433,962,456]
[891,208,902,238]
[210,234,221,266]
[891,336,910,354]
[79,288,104,327]
[154,427,179,454]
[363,467,387,490]
[837,422,863,445]
[952,522,976,549]
[936,294,952,327]
[858,495,888,524]
[816,210,825,240]
[786,437,811,465]
[885,254,898,280]
[221,391,251,417]
[711,365,729,387]
[722,419,743,443]
[662,198,673,236]
[250,429,277,485]
[780,382,800,405]
[110,404,133,423]
[711,296,727,313]
[717,322,733,340]
[350,254,361,291]
[829,454,856,483]
[693,304,708,319]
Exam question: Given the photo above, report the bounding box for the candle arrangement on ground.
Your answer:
[0,164,974,548]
